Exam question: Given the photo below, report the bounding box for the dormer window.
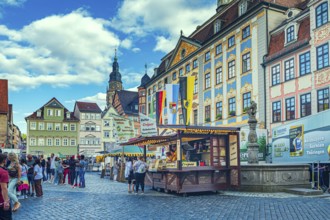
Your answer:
[239,0,248,16]
[214,19,222,33]
[37,110,41,117]
[286,25,295,44]
[66,112,70,119]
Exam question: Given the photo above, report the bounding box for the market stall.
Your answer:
[121,125,241,194]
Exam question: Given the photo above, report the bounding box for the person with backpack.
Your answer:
[133,156,148,195]
[26,154,35,197]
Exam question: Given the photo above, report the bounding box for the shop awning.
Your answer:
[107,145,154,157]
[120,135,176,146]
[157,125,240,134]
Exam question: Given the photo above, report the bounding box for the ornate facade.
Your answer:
[144,0,305,128]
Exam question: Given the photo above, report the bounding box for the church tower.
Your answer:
[106,50,123,107]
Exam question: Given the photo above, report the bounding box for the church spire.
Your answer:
[109,49,122,83]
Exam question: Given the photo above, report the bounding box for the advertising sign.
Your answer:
[139,113,158,137]
[240,128,267,161]
[112,115,135,143]
[272,110,330,163]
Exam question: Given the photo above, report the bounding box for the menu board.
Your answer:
[229,135,238,166]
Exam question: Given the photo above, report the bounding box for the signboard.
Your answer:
[112,115,135,143]
[272,110,330,163]
[229,135,238,166]
[139,114,158,137]
[240,128,267,161]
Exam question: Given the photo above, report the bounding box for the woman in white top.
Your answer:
[124,157,134,193]
[34,159,43,197]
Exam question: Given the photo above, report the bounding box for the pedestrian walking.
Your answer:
[40,155,46,182]
[53,157,60,185]
[57,160,64,185]
[78,155,87,188]
[74,157,80,187]
[0,153,12,219]
[69,156,76,188]
[63,156,70,184]
[133,156,148,195]
[50,153,56,183]
[7,153,21,212]
[125,157,134,193]
[26,154,35,197]
[33,159,43,197]
[113,162,119,182]
[46,157,51,181]
[18,159,29,199]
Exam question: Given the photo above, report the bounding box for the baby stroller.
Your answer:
[311,162,328,193]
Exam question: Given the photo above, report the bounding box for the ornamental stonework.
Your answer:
[314,23,330,45]
[315,68,330,85]
[171,41,199,68]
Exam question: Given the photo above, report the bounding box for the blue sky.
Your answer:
[0,0,216,133]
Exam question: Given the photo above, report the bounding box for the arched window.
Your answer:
[316,2,328,28]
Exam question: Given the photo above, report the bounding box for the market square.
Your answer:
[1,0,330,219]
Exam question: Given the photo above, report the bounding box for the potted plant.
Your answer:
[216,114,222,120]
[229,111,236,117]
[243,107,249,113]
[205,118,211,122]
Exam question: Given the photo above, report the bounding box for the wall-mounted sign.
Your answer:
[272,110,330,163]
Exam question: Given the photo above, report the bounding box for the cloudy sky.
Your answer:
[0,0,216,133]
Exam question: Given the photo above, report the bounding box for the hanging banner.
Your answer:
[139,113,158,137]
[179,76,195,125]
[166,84,179,125]
[155,91,166,125]
[112,114,135,143]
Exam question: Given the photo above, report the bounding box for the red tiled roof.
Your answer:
[266,16,310,62]
[0,79,8,114]
[263,0,308,9]
[75,101,102,113]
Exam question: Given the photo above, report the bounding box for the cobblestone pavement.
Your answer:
[13,172,330,220]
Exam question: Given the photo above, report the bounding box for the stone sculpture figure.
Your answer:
[247,101,259,164]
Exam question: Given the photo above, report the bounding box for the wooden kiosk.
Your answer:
[121,125,240,194]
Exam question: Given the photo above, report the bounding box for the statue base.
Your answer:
[247,143,259,164]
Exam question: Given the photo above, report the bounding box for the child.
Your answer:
[19,158,29,199]
[57,160,64,185]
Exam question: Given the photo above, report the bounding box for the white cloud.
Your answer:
[110,0,215,53]
[0,0,26,6]
[132,47,141,53]
[121,62,157,87]
[121,38,132,49]
[0,9,125,91]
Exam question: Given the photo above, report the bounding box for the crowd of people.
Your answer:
[0,151,88,220]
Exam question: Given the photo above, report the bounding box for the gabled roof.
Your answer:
[25,97,79,121]
[167,36,202,69]
[75,101,102,113]
[113,90,139,116]
[0,79,8,114]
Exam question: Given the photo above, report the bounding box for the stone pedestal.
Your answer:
[247,143,259,164]
[240,164,310,192]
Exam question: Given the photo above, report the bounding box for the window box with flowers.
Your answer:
[216,114,222,120]
[243,107,249,114]
[229,111,236,117]
[205,118,211,123]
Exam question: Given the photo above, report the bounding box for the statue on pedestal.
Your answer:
[247,101,259,164]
